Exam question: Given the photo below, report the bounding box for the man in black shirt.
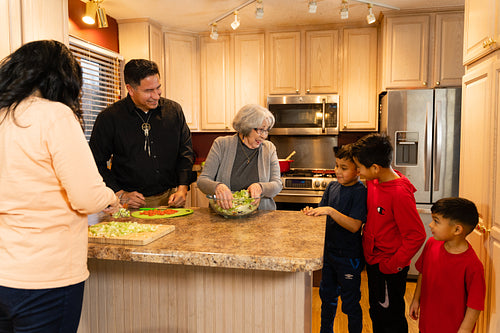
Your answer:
[89,59,194,208]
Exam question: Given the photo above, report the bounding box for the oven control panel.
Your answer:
[282,177,335,191]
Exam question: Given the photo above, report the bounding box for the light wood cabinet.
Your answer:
[118,20,164,89]
[268,31,301,95]
[381,15,430,89]
[164,33,200,130]
[1,0,68,59]
[433,12,465,87]
[461,52,500,333]
[200,35,233,130]
[341,28,378,131]
[268,30,339,95]
[118,20,163,68]
[463,0,500,65]
[234,33,265,109]
[305,30,339,94]
[380,11,464,90]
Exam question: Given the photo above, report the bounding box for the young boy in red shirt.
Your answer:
[409,197,485,333]
[351,133,426,333]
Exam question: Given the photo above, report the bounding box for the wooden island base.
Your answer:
[78,259,312,333]
[78,208,325,333]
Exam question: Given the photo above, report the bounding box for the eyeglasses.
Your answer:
[253,128,269,136]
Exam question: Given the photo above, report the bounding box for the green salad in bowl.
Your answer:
[207,189,261,218]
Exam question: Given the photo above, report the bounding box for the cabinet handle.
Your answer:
[483,37,497,48]
[295,89,299,94]
[435,81,440,86]
[306,89,310,94]
[422,81,427,86]
[343,124,347,129]
[475,223,490,234]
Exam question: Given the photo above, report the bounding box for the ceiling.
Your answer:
[99,0,464,34]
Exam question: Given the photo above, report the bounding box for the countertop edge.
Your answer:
[88,247,323,272]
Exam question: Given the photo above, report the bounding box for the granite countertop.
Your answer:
[88,208,325,272]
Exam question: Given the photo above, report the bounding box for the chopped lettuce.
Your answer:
[212,189,259,217]
[89,221,158,238]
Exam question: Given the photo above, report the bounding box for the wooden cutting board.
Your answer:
[88,223,175,245]
[131,208,193,219]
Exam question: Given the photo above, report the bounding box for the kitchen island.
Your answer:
[78,207,325,333]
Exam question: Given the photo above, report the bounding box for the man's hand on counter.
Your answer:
[168,185,188,207]
[117,190,146,209]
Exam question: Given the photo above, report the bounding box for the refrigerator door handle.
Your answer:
[424,102,432,192]
[434,100,443,191]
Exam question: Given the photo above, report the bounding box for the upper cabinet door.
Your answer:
[463,0,500,65]
[305,30,339,94]
[200,35,232,130]
[341,27,378,131]
[164,33,199,130]
[234,34,265,110]
[268,31,301,95]
[382,15,430,89]
[433,12,464,87]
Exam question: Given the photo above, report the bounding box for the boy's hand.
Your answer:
[409,300,420,320]
[301,206,333,217]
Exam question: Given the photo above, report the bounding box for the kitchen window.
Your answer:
[69,36,123,140]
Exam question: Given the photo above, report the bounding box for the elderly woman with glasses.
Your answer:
[197,104,282,210]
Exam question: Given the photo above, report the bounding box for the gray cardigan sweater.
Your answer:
[197,134,282,210]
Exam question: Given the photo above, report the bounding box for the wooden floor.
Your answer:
[312,270,419,333]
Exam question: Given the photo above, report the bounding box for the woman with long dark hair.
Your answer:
[0,40,120,332]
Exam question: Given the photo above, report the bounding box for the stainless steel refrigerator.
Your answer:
[380,88,461,277]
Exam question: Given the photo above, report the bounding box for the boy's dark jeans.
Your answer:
[319,252,364,333]
[366,263,409,333]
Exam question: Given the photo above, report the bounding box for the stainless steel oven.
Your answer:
[267,95,339,135]
[269,135,338,208]
[277,169,337,206]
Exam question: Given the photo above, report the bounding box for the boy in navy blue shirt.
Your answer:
[302,144,367,333]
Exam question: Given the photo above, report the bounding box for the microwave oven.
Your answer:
[267,95,339,135]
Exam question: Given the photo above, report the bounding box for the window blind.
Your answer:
[69,36,123,140]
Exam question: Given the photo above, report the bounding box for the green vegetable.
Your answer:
[89,221,158,238]
[211,189,259,216]
[112,208,131,218]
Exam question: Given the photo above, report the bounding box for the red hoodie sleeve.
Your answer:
[379,190,427,274]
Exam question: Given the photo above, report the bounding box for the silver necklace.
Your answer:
[133,109,152,156]
[239,137,258,165]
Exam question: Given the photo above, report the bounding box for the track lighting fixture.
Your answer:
[340,0,349,19]
[82,1,97,24]
[308,0,317,14]
[231,11,240,30]
[366,3,376,24]
[210,23,219,40]
[82,0,108,28]
[255,0,264,19]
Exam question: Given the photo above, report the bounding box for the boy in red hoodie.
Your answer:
[351,134,426,333]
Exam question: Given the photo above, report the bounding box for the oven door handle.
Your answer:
[278,192,323,197]
[321,98,326,133]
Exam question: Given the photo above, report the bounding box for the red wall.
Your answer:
[68,0,119,52]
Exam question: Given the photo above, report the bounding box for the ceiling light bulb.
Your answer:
[366,4,376,24]
[308,0,317,14]
[231,11,240,30]
[82,1,97,25]
[210,24,219,40]
[255,0,264,19]
[340,0,349,19]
